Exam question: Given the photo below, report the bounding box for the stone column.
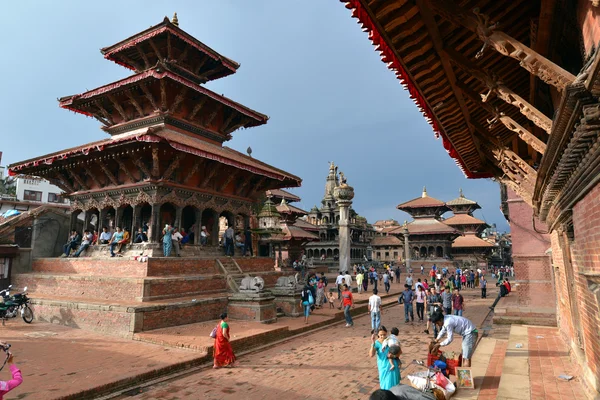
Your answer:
[403,223,411,271]
[114,207,122,230]
[333,181,354,273]
[98,208,107,231]
[194,208,202,245]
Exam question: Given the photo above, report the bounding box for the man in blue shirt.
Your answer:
[399,284,414,323]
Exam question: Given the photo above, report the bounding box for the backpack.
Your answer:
[308,291,314,305]
[322,276,328,287]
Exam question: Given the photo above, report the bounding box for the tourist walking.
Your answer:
[339,284,354,327]
[162,224,174,257]
[369,326,401,390]
[452,288,464,316]
[171,227,183,257]
[430,311,478,367]
[213,313,237,368]
[369,288,382,331]
[424,287,442,338]
[383,271,390,293]
[480,276,487,298]
[301,284,313,324]
[224,225,235,256]
[394,266,400,284]
[344,271,353,291]
[405,274,413,289]
[441,286,452,315]
[415,286,426,322]
[335,272,344,299]
[363,270,369,292]
[399,284,414,323]
[316,278,326,308]
[356,271,364,294]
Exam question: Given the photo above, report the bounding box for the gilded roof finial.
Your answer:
[172,13,179,27]
[422,186,427,198]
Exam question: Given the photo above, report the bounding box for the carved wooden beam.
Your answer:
[132,157,152,180]
[179,44,190,64]
[245,176,268,198]
[187,97,208,121]
[219,170,238,192]
[429,0,576,91]
[415,0,487,166]
[151,146,160,178]
[167,32,172,60]
[135,44,151,69]
[224,120,247,134]
[492,147,537,186]
[220,111,237,133]
[235,175,253,196]
[96,161,119,186]
[162,153,184,181]
[148,38,163,61]
[82,164,102,188]
[193,56,210,75]
[499,177,533,206]
[67,168,89,191]
[169,87,188,114]
[200,164,219,188]
[115,158,136,183]
[445,48,553,134]
[204,106,219,127]
[93,115,111,126]
[496,115,546,155]
[54,171,75,193]
[107,94,129,121]
[119,54,143,72]
[95,103,115,125]
[182,159,203,184]
[125,91,145,118]
[159,80,167,111]
[139,82,159,111]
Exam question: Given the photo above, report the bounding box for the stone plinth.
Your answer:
[334,183,354,273]
[271,286,303,317]
[227,291,277,323]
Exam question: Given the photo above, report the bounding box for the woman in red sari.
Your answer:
[213,313,236,368]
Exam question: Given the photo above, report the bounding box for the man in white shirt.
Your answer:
[98,227,112,245]
[431,312,478,367]
[344,271,353,291]
[335,272,345,299]
[171,228,183,257]
[368,288,382,331]
[405,274,414,289]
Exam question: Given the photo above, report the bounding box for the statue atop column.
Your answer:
[333,169,354,273]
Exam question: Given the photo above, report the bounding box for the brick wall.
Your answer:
[144,276,226,300]
[235,258,275,272]
[141,298,228,331]
[570,182,600,389]
[146,259,218,276]
[32,258,148,278]
[506,188,554,310]
[551,231,575,341]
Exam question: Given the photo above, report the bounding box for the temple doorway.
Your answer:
[182,206,196,236]
[160,203,176,229]
[201,208,218,246]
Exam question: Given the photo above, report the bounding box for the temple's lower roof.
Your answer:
[451,235,494,248]
[371,235,403,246]
[282,224,319,241]
[8,127,301,186]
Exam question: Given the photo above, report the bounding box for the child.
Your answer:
[327,292,335,309]
[382,327,402,371]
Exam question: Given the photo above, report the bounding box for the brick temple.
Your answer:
[7,15,301,336]
[341,0,600,393]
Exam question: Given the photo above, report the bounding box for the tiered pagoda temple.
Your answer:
[393,187,460,262]
[444,189,493,267]
[8,16,301,248]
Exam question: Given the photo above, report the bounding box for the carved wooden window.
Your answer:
[23,190,42,202]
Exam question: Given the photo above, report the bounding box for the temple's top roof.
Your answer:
[371,235,403,246]
[397,187,447,209]
[443,214,486,226]
[7,127,301,186]
[389,218,459,236]
[266,188,301,203]
[293,218,319,231]
[276,199,307,215]
[101,16,239,82]
[446,189,480,207]
[452,236,494,248]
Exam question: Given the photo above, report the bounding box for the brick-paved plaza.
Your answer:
[111,286,495,400]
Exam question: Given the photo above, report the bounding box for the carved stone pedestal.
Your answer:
[227,291,277,324]
[271,286,303,317]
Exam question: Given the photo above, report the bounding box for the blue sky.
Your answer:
[0,1,509,232]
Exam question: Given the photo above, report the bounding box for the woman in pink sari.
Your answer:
[213,313,236,368]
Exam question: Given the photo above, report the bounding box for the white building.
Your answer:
[15,177,68,205]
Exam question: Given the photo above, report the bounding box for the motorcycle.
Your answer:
[0,286,33,325]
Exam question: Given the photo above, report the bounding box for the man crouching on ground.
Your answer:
[429,310,478,367]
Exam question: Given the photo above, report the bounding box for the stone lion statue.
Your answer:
[276,275,298,288]
[239,276,265,292]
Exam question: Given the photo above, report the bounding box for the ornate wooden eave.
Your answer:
[535,50,600,227]
[341,0,547,180]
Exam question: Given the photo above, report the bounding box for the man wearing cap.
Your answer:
[430,311,478,367]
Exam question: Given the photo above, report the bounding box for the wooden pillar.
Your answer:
[114,207,122,230]
[98,208,107,230]
[194,208,202,245]
[131,205,140,243]
[175,206,183,230]
[81,210,89,231]
[212,213,220,246]
[150,203,160,242]
[69,212,78,236]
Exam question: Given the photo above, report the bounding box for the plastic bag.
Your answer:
[407,371,456,400]
[209,326,217,338]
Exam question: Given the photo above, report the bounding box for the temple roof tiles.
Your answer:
[266,188,301,203]
[389,218,459,235]
[282,224,319,241]
[370,235,403,246]
[443,214,487,226]
[293,218,319,231]
[451,236,495,248]
[276,199,307,215]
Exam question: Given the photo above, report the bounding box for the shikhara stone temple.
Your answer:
[5,15,303,336]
